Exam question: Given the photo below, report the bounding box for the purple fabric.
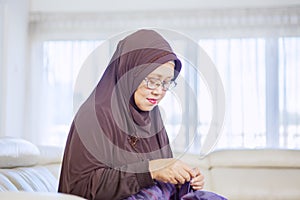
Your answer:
[124,182,227,200]
[181,190,227,200]
[179,182,227,200]
[124,181,175,200]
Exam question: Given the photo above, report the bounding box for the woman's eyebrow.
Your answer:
[148,74,173,79]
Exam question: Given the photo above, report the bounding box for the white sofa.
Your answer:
[1,137,300,200]
[178,149,300,200]
[0,137,85,199]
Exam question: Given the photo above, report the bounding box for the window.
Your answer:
[39,37,300,151]
[41,40,103,146]
[26,4,300,152]
[279,37,300,148]
[198,37,300,150]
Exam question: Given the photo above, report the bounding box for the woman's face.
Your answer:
[134,61,175,111]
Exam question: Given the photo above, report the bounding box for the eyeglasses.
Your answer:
[144,78,177,91]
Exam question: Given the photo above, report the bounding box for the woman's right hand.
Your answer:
[149,158,196,184]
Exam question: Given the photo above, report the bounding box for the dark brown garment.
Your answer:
[58,29,182,200]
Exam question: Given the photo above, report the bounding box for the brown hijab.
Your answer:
[58,29,182,200]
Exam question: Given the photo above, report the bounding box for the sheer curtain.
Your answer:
[197,37,300,150]
[27,40,102,146]
[199,39,266,149]
[279,37,300,148]
[28,6,300,151]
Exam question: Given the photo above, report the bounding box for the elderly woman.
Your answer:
[58,29,226,200]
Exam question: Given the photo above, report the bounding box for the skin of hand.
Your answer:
[190,167,205,190]
[149,158,204,189]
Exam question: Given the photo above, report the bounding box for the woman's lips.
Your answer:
[147,98,158,105]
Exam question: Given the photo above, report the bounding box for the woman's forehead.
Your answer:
[147,62,175,79]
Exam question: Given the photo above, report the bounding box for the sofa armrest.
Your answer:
[0,191,86,200]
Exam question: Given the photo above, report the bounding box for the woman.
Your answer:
[58,29,226,200]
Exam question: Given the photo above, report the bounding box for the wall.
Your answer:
[29,0,300,12]
[0,0,29,138]
[0,2,4,135]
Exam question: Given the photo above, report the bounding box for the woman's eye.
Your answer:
[149,80,157,85]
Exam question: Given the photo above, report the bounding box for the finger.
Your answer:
[175,175,186,184]
[191,179,205,188]
[172,160,194,180]
[191,173,204,183]
[192,167,201,176]
[191,177,204,187]
[192,185,203,190]
[181,164,196,178]
[191,179,205,186]
[176,176,188,184]
[168,176,178,184]
[191,182,205,191]
[178,169,192,182]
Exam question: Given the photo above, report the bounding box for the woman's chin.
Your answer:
[139,105,156,112]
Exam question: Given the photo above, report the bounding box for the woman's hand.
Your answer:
[149,158,197,185]
[190,167,205,190]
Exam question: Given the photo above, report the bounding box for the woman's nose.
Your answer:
[151,85,165,95]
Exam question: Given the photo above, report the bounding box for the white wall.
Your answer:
[0,2,4,135]
[29,0,300,12]
[0,0,29,138]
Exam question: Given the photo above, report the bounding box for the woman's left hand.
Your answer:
[190,168,205,190]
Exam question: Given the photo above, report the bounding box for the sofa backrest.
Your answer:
[176,149,300,200]
[0,137,63,192]
[208,149,300,200]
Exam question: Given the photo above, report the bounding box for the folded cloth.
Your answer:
[124,181,175,200]
[179,182,227,200]
[124,181,227,200]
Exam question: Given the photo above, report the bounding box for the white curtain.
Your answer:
[28,6,300,151]
[0,0,29,139]
[198,38,266,149]
[27,40,102,145]
[279,37,300,148]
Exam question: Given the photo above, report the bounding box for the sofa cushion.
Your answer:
[0,137,40,168]
[210,167,300,200]
[0,191,86,199]
[207,149,300,200]
[208,149,300,168]
[0,173,18,191]
[37,145,64,165]
[0,166,59,192]
[173,152,210,169]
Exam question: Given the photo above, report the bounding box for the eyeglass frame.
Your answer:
[143,77,177,91]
